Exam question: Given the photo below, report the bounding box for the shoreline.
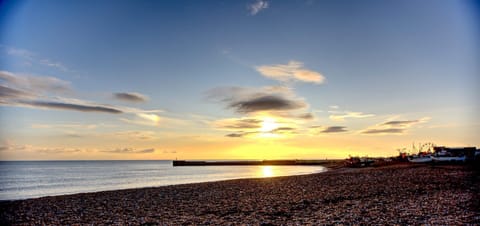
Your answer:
[2,167,329,202]
[1,164,478,224]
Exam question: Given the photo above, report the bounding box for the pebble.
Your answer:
[0,164,478,225]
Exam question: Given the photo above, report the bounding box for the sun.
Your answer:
[261,166,274,177]
[260,118,278,132]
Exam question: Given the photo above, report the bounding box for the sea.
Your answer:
[0,160,326,200]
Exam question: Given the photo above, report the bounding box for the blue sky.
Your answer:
[0,0,478,160]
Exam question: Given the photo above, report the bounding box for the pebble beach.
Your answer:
[1,164,479,225]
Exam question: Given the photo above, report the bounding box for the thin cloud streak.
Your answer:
[382,120,420,126]
[207,86,309,115]
[113,92,148,103]
[361,117,430,135]
[224,126,297,138]
[115,131,157,140]
[31,123,99,129]
[256,61,325,84]
[230,95,306,113]
[0,85,33,99]
[329,111,375,121]
[321,126,348,133]
[0,71,72,94]
[17,100,123,114]
[362,128,405,134]
[2,46,70,72]
[248,0,269,15]
[102,148,155,154]
[213,118,262,130]
[226,132,247,138]
[0,71,167,122]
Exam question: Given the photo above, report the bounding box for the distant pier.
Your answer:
[172,160,342,167]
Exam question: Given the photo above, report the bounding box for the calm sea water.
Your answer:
[0,161,326,200]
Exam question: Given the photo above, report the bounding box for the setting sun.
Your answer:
[261,166,274,177]
[260,118,278,133]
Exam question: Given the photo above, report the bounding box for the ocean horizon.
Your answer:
[0,160,326,200]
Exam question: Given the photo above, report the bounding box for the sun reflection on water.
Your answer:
[261,166,274,177]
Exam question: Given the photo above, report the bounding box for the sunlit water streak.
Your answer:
[0,161,326,200]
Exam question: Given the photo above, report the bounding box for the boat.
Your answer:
[431,149,466,162]
[345,156,375,167]
[430,146,476,163]
[431,155,466,162]
[408,155,432,163]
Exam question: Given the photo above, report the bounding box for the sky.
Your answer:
[0,0,478,160]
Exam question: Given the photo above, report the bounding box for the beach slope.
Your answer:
[1,164,478,225]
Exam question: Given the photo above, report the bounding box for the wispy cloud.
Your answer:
[39,59,69,72]
[231,95,306,113]
[270,112,315,120]
[115,131,157,140]
[0,73,122,114]
[310,125,348,134]
[226,132,250,138]
[213,118,262,130]
[17,99,123,113]
[31,123,99,129]
[208,85,314,138]
[0,141,27,152]
[63,132,85,138]
[0,71,170,124]
[0,142,85,154]
[102,148,155,154]
[271,127,297,134]
[321,126,348,133]
[361,117,430,135]
[329,111,375,121]
[225,126,297,138]
[0,71,71,95]
[4,46,34,59]
[0,85,33,99]
[362,128,405,134]
[163,150,177,154]
[248,0,269,15]
[381,120,422,127]
[207,86,309,115]
[36,147,83,154]
[2,46,70,72]
[119,111,185,127]
[256,61,325,84]
[113,92,148,103]
[0,141,156,155]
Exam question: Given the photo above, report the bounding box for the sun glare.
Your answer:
[260,118,278,132]
[261,166,274,177]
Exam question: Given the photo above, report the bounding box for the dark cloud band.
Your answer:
[103,148,155,154]
[321,126,348,133]
[229,95,306,113]
[0,85,31,99]
[362,128,404,134]
[382,120,419,126]
[20,100,123,114]
[113,92,148,102]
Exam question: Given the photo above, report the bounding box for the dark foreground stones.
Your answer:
[1,164,479,225]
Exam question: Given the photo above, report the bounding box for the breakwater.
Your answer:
[172,159,342,166]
